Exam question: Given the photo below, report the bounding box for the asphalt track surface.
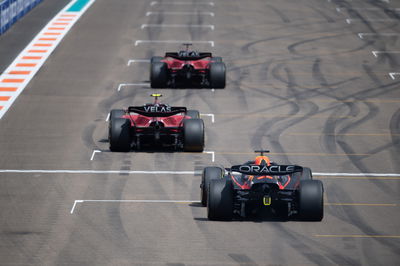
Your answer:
[0,0,399,265]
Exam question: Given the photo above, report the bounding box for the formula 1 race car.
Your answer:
[200,150,324,221]
[150,43,226,88]
[108,94,204,152]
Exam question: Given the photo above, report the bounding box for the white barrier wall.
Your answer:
[0,0,43,35]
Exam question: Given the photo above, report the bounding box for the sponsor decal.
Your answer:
[143,105,172,113]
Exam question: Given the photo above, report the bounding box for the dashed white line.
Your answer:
[141,24,215,30]
[135,40,214,47]
[70,199,201,214]
[90,150,102,161]
[0,169,199,174]
[105,112,110,121]
[200,113,215,123]
[117,83,150,91]
[146,11,215,16]
[70,200,83,214]
[389,72,399,80]
[346,19,398,24]
[204,151,215,162]
[127,59,150,66]
[358,33,400,39]
[372,51,400,57]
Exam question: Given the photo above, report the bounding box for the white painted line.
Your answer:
[389,72,400,80]
[0,169,199,174]
[70,200,83,214]
[117,83,150,91]
[359,33,400,39]
[90,150,102,161]
[70,199,201,214]
[150,1,214,6]
[135,40,214,47]
[336,7,341,13]
[0,0,96,119]
[204,151,215,162]
[347,19,398,24]
[127,59,150,66]
[372,51,400,57]
[200,113,215,123]
[141,24,214,30]
[146,11,215,16]
[105,112,110,121]
[313,173,400,177]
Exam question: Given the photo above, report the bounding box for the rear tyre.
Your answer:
[207,179,233,220]
[209,62,226,88]
[109,118,131,152]
[186,110,200,119]
[299,180,324,221]
[183,119,204,152]
[150,62,168,88]
[201,167,224,206]
[212,57,222,63]
[110,109,125,121]
[151,56,163,63]
[301,167,313,180]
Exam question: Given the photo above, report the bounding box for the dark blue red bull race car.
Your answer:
[200,150,324,221]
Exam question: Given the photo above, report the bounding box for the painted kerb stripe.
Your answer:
[0,0,96,119]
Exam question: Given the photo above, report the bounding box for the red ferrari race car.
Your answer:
[200,150,324,221]
[150,43,226,88]
[108,94,204,152]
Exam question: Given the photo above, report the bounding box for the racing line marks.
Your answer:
[134,40,215,47]
[146,11,215,17]
[141,24,215,30]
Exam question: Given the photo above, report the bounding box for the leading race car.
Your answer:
[108,94,204,152]
[200,150,324,221]
[150,43,226,89]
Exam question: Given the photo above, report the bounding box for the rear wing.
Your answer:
[127,106,187,117]
[164,52,212,60]
[230,164,303,176]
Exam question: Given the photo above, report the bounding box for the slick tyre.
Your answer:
[212,57,222,63]
[209,62,226,88]
[299,180,324,221]
[186,110,200,119]
[110,109,125,121]
[201,167,224,206]
[109,118,131,152]
[207,179,234,221]
[183,119,204,152]
[151,56,163,63]
[150,62,168,88]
